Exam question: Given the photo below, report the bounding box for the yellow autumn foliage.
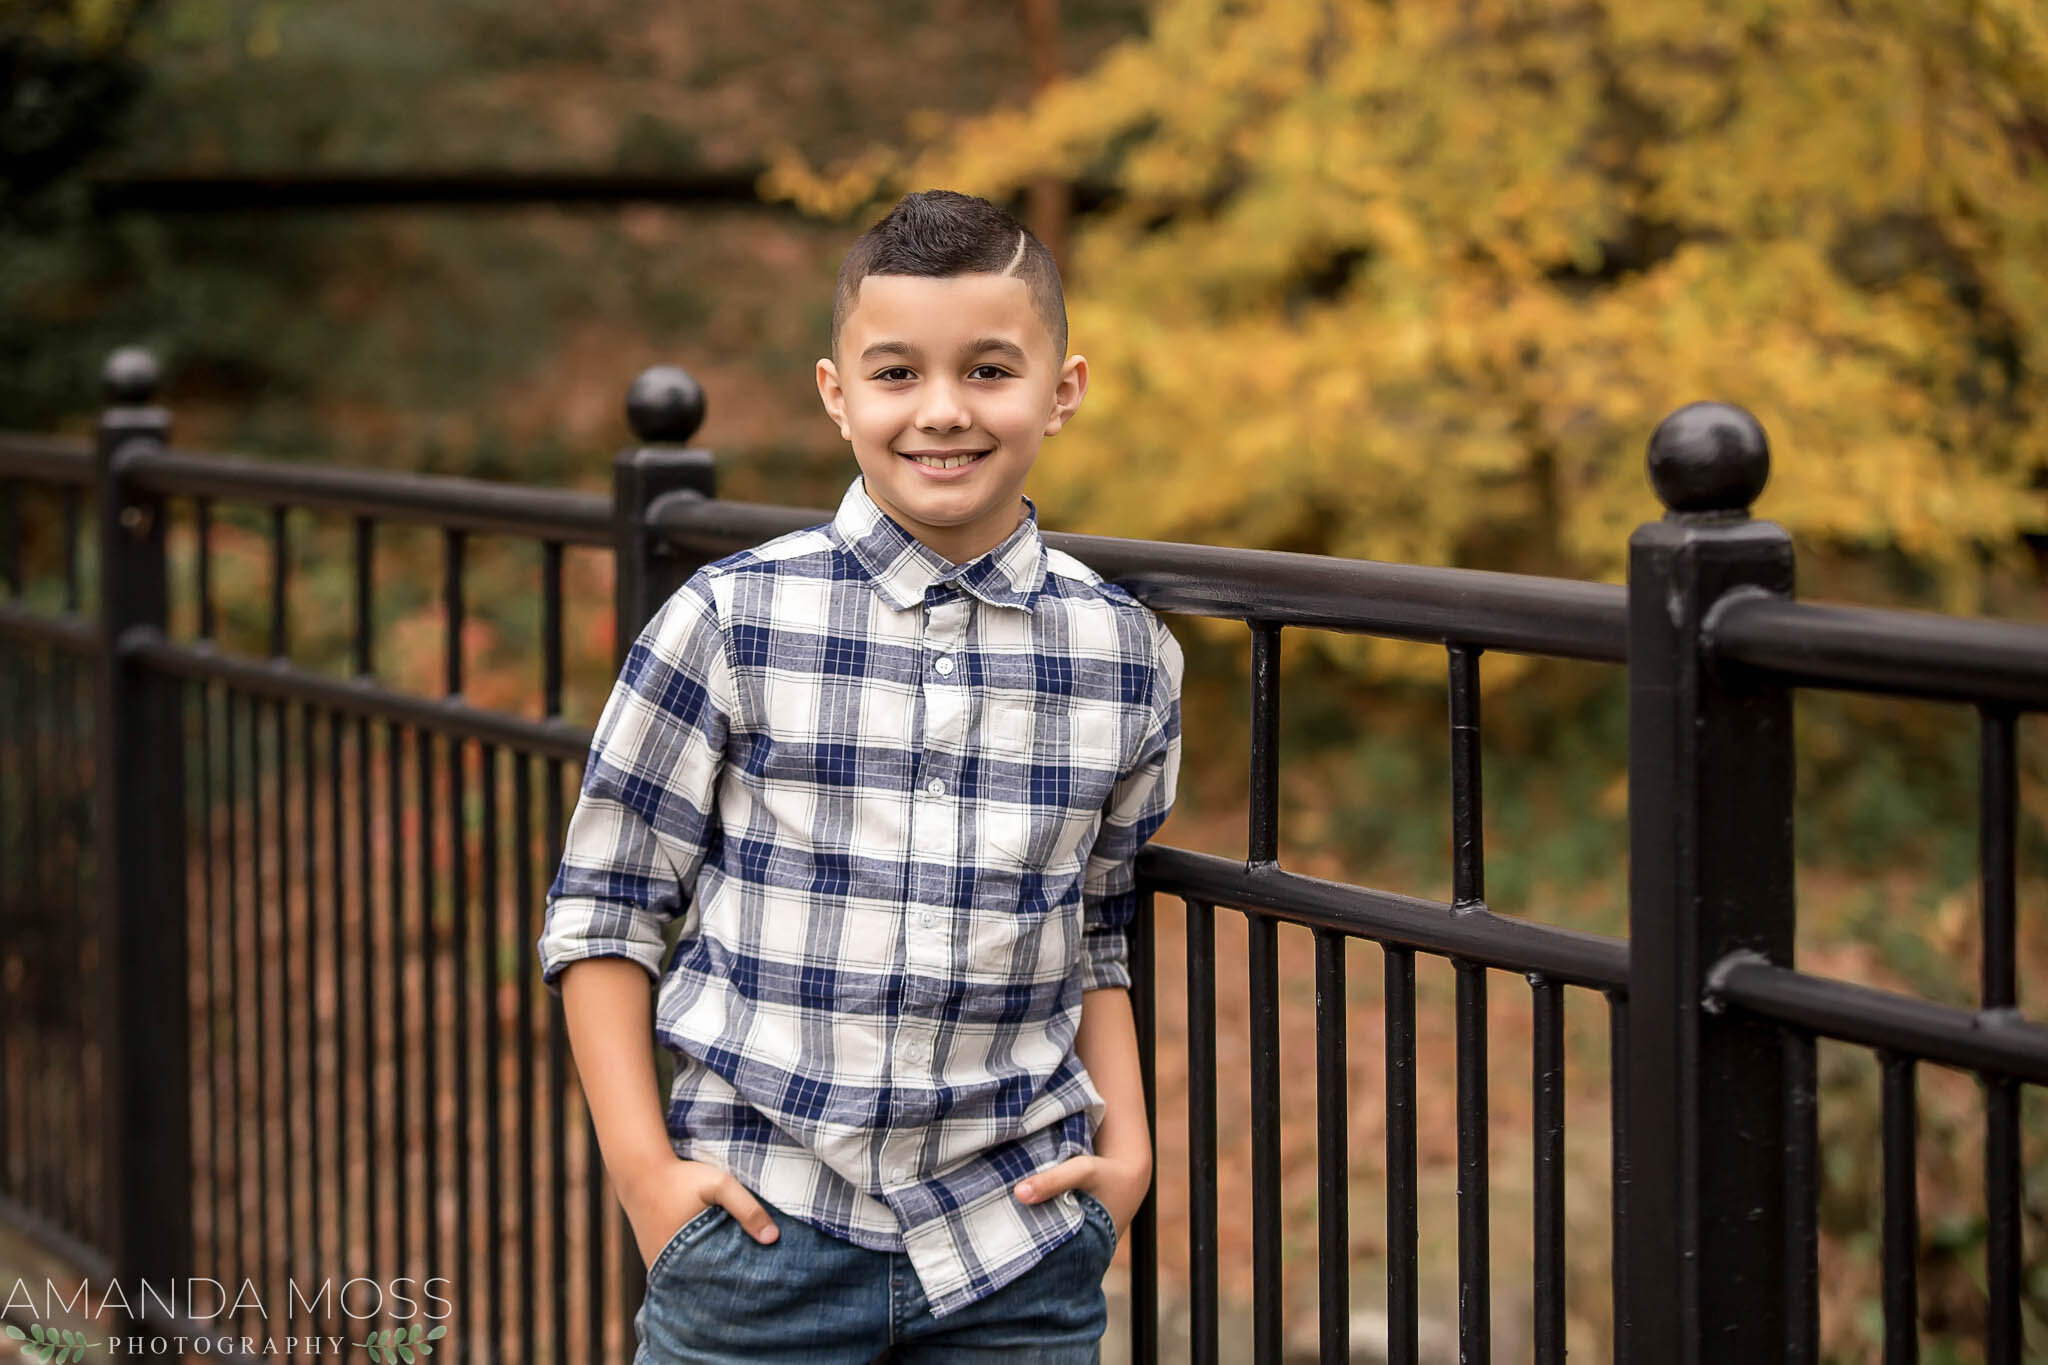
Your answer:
[763,0,2048,683]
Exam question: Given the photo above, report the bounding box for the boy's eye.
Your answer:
[873,365,1010,382]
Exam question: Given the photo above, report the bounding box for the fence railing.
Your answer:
[1,347,2045,1363]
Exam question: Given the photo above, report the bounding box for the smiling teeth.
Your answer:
[909,452,985,469]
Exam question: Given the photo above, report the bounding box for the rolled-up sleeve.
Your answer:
[1078,615,1184,992]
[537,572,733,996]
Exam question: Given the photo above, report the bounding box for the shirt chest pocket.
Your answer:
[982,703,1122,868]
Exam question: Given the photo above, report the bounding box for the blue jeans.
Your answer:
[632,1188,1117,1363]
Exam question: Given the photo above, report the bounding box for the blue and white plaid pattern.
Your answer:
[537,473,1183,1319]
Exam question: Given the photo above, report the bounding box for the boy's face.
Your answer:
[816,272,1087,566]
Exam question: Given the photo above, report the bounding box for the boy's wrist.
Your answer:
[613,1143,682,1201]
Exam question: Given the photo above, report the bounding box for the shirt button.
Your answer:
[925,778,945,797]
[889,1165,906,1182]
[921,911,937,927]
[933,655,954,675]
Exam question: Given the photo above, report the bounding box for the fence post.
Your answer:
[92,347,191,1303]
[607,363,713,1331]
[1625,401,1796,1361]
[612,364,714,666]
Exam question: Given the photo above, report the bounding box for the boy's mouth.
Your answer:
[900,449,991,471]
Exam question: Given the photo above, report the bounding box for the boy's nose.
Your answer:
[914,383,972,433]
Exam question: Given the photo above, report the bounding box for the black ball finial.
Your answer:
[1647,401,1769,515]
[626,365,706,445]
[102,346,161,405]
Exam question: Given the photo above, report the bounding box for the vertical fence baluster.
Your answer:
[545,755,567,1364]
[1186,897,1218,1365]
[193,497,217,1290]
[1248,910,1281,1365]
[269,500,295,1331]
[196,693,218,1280]
[1454,960,1490,1361]
[225,689,246,1324]
[39,618,64,1230]
[78,651,99,1237]
[1385,945,1418,1365]
[387,716,407,1287]
[1,666,9,1208]
[481,740,504,1363]
[27,618,43,988]
[514,747,539,1359]
[1983,1072,2019,1365]
[1979,704,2020,1365]
[1607,992,1631,1364]
[68,649,88,1231]
[1313,929,1349,1365]
[1447,643,1490,1360]
[542,532,568,1365]
[1,648,15,1205]
[269,499,293,1334]
[273,694,293,1323]
[444,525,472,1359]
[1244,620,1282,1365]
[1531,974,1564,1364]
[1881,1053,1919,1365]
[300,694,319,1336]
[1247,622,1280,868]
[264,695,284,1309]
[0,480,11,1207]
[327,704,348,1320]
[1131,884,1159,1365]
[351,514,375,1288]
[254,686,274,1324]
[418,717,439,1290]
[44,648,61,1230]
[1447,645,1483,909]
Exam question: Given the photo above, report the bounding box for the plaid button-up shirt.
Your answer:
[537,473,1183,1319]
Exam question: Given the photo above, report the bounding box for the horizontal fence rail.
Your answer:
[647,493,1631,659]
[1,354,2045,1365]
[122,446,612,545]
[1708,593,2048,710]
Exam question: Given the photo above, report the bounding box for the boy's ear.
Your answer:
[1043,353,1089,438]
[816,358,852,441]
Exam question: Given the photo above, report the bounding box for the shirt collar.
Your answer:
[830,473,1047,614]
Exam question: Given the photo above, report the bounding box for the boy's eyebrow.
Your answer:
[964,336,1030,364]
[857,336,1032,365]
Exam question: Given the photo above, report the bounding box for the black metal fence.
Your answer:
[1,348,2045,1363]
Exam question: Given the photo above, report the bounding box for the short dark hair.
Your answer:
[830,189,1068,365]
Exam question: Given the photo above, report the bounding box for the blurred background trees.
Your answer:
[9,0,2048,1355]
[771,0,2048,632]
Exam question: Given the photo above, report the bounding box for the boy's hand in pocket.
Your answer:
[623,1156,781,1268]
[1010,1152,1149,1239]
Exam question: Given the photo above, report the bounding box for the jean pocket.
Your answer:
[645,1203,729,1284]
[1074,1189,1117,1246]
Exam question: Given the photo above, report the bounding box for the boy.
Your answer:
[537,188,1184,1363]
